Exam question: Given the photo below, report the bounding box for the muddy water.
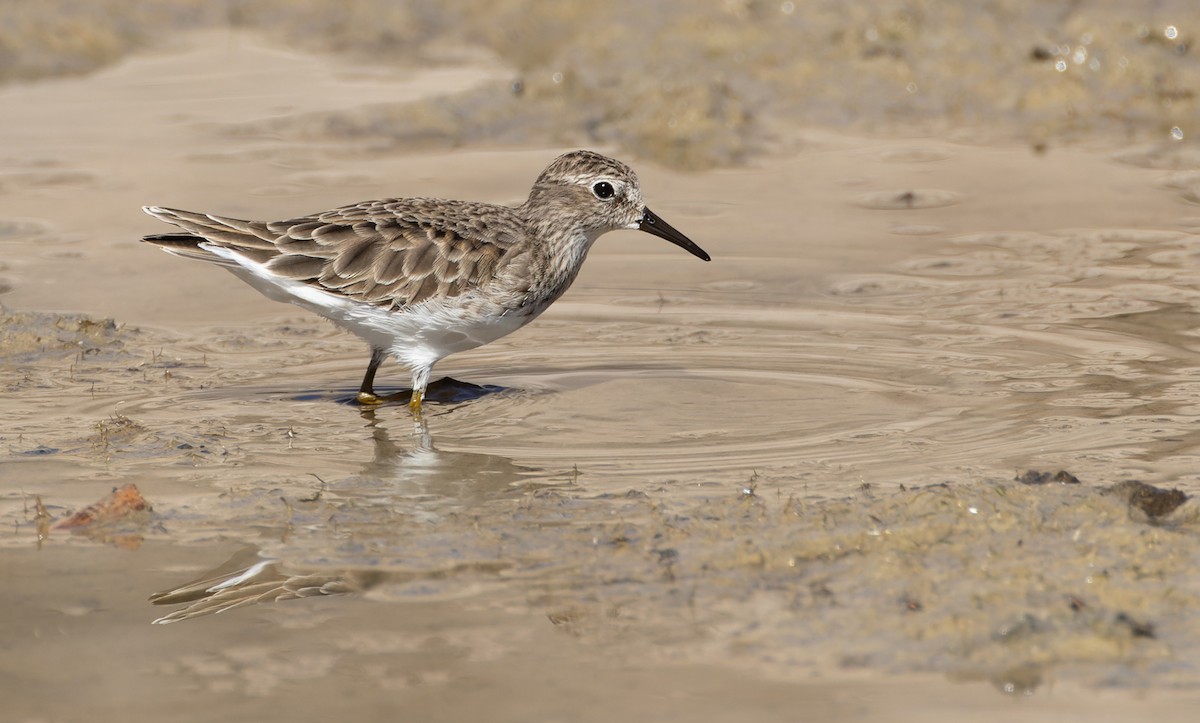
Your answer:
[4,31,1200,721]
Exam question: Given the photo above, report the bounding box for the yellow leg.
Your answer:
[408,364,431,418]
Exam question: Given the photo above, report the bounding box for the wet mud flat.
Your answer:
[5,370,1200,722]
[3,13,1200,723]
[6,222,1200,720]
[3,1,1198,170]
[144,468,1198,687]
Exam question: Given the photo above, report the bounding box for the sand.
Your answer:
[3,20,1200,723]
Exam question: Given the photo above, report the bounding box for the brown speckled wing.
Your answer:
[150,199,524,310]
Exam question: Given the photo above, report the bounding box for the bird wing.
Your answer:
[143,199,524,309]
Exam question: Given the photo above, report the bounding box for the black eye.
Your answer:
[592,181,615,200]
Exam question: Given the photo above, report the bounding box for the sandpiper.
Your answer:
[142,150,710,414]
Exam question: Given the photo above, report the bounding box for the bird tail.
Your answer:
[141,205,277,265]
[140,231,229,263]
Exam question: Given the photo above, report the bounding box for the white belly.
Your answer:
[224,263,534,372]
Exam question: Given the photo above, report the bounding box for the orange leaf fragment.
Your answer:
[54,483,151,530]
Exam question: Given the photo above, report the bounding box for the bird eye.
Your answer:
[592,181,615,200]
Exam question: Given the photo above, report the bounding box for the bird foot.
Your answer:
[356,391,383,405]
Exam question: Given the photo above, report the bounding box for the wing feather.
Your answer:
[142,199,525,310]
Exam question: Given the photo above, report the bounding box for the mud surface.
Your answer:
[2,1,1198,168]
[3,11,1200,723]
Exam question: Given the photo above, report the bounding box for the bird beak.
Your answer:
[638,207,711,261]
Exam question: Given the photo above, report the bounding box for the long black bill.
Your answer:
[638,207,710,261]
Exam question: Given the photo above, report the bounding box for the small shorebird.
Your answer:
[142,150,710,413]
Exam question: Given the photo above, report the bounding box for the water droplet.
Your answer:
[780,1,795,14]
[1171,126,1184,141]
[1165,25,1179,40]
[1055,59,1067,72]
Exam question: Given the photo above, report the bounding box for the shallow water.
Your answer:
[3,28,1200,722]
